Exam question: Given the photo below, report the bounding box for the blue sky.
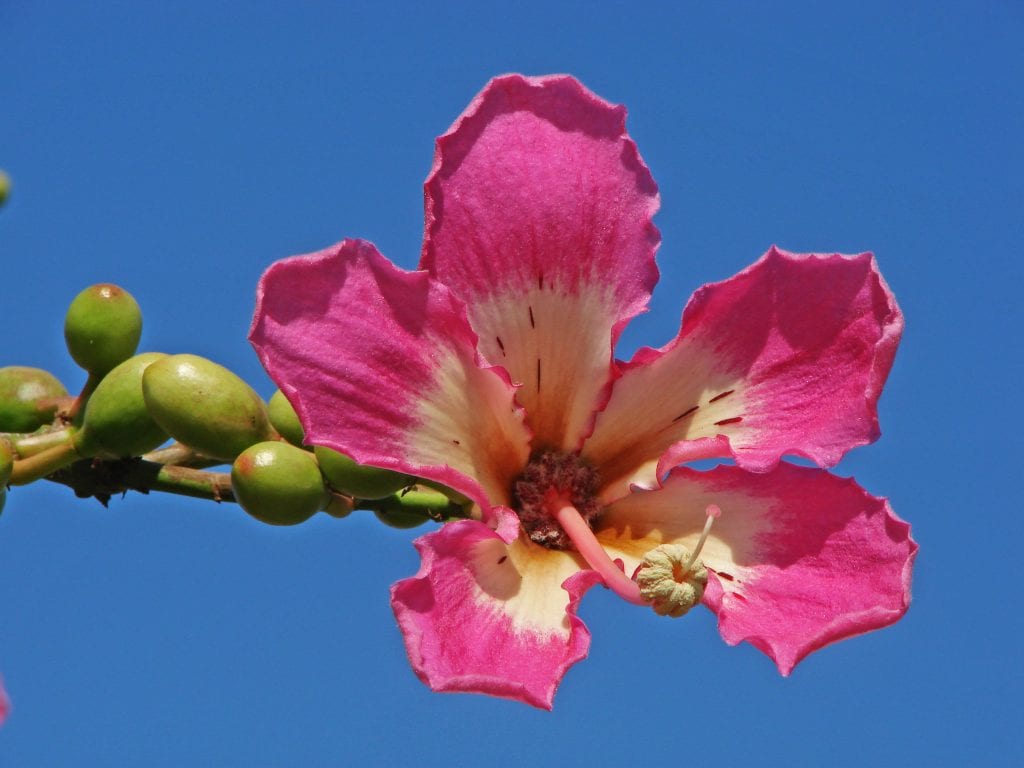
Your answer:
[2,2,1021,765]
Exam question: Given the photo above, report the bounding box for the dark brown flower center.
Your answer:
[512,450,601,549]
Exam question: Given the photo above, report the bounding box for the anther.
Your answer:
[635,504,719,618]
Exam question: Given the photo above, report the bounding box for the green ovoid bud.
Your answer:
[142,354,275,461]
[0,169,11,207]
[231,441,328,525]
[0,366,67,432]
[373,507,430,529]
[75,353,169,459]
[1,439,14,486]
[64,284,143,376]
[314,446,412,500]
[268,389,306,447]
[371,489,452,529]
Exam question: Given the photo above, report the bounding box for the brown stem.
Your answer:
[66,372,101,423]
[142,442,223,469]
[45,457,234,505]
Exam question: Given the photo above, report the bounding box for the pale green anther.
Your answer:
[635,544,708,618]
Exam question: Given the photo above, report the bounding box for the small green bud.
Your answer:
[64,284,143,376]
[0,366,67,432]
[314,446,412,500]
[268,390,306,447]
[232,441,328,525]
[0,169,11,207]
[142,354,275,461]
[373,506,430,529]
[75,353,169,459]
[1,439,14,486]
[370,489,454,529]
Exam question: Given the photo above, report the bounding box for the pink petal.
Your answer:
[421,74,661,451]
[391,509,600,710]
[599,463,916,675]
[585,247,903,496]
[250,239,531,510]
[0,675,8,725]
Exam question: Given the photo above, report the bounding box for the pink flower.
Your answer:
[251,74,916,710]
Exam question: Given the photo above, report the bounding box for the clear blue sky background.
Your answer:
[2,2,1021,765]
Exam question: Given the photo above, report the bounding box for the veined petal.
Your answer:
[597,464,916,675]
[391,509,599,710]
[585,247,903,496]
[250,239,531,511]
[421,74,661,451]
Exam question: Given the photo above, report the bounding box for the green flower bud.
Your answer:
[0,366,67,432]
[142,354,275,461]
[231,441,328,525]
[64,284,143,376]
[371,489,453,529]
[314,446,412,500]
[268,389,306,447]
[373,508,428,529]
[0,169,11,207]
[75,353,169,459]
[1,439,13,486]
[373,506,430,530]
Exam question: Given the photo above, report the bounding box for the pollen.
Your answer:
[512,451,601,549]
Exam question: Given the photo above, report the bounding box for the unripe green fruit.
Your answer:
[0,439,13,486]
[232,441,328,525]
[0,366,67,432]
[64,284,143,376]
[75,353,169,459]
[268,390,306,447]
[142,354,275,461]
[314,446,412,500]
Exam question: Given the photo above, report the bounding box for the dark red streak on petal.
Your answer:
[672,405,699,423]
[709,389,735,403]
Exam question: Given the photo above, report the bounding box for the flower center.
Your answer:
[512,451,601,549]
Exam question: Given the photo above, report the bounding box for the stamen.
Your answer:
[549,496,648,606]
[684,503,719,573]
[635,504,720,618]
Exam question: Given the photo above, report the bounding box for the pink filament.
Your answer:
[550,496,648,606]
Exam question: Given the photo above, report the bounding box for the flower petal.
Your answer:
[250,239,531,510]
[391,509,599,710]
[585,247,903,496]
[598,463,916,675]
[421,74,661,451]
[0,676,8,725]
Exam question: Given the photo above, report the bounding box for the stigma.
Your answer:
[635,504,720,617]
